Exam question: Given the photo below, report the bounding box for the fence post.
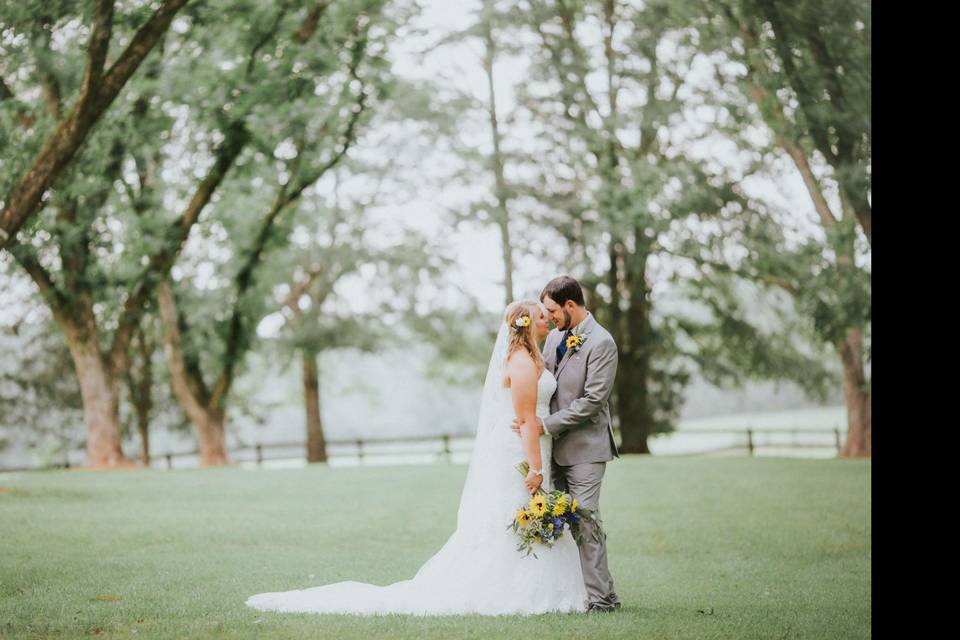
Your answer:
[442,434,451,463]
[834,428,842,454]
[357,439,364,465]
[746,429,754,456]
[256,444,263,467]
[165,453,173,469]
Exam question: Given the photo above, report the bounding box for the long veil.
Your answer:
[451,321,514,534]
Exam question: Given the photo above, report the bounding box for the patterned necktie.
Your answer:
[556,329,572,366]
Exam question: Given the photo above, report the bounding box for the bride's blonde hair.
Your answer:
[503,299,544,383]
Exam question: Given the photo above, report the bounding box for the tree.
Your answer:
[120,319,159,466]
[1,0,396,467]
[269,170,445,463]
[736,0,870,244]
[155,2,395,465]
[420,0,534,308]
[479,0,517,306]
[683,0,871,456]
[504,0,709,452]
[1,3,252,467]
[491,0,841,453]
[0,0,192,249]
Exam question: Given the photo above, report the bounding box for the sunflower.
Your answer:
[529,495,547,517]
[571,498,578,513]
[566,334,584,349]
[551,495,569,517]
[516,510,532,527]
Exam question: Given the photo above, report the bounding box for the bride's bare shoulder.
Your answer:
[506,349,536,369]
[504,350,538,388]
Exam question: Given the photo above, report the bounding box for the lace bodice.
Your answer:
[536,367,558,419]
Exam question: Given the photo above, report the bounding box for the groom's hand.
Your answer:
[511,416,544,437]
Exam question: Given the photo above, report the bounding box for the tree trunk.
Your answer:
[616,236,653,454]
[196,408,231,467]
[131,377,152,467]
[302,349,327,463]
[482,3,514,307]
[616,370,651,454]
[64,329,132,468]
[837,326,871,458]
[126,327,155,467]
[616,352,653,454]
[12,248,134,469]
[840,187,871,246]
[138,422,150,467]
[157,280,232,467]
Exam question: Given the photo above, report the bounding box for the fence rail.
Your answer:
[0,427,848,472]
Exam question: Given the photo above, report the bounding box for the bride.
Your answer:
[245,300,588,616]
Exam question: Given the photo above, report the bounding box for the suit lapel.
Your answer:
[544,331,559,373]
[555,313,596,379]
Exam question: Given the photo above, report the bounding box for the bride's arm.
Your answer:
[506,353,543,490]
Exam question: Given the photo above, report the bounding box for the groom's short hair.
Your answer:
[540,276,585,307]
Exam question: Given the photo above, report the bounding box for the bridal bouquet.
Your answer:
[507,461,604,558]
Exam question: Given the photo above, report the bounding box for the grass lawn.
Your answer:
[0,456,870,639]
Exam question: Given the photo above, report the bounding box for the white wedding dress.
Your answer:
[246,323,588,616]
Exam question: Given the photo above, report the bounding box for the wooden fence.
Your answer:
[0,427,847,472]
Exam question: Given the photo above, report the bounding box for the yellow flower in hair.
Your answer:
[515,315,531,328]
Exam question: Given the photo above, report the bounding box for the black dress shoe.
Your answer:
[587,603,617,613]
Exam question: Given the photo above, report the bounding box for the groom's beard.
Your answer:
[559,309,572,330]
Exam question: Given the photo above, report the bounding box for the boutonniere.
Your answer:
[566,333,587,352]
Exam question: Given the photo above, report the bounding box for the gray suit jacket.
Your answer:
[542,312,620,466]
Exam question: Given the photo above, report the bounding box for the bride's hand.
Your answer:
[525,470,543,494]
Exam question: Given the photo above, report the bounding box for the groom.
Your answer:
[513,275,622,613]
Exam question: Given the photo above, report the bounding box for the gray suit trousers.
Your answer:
[552,459,621,608]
